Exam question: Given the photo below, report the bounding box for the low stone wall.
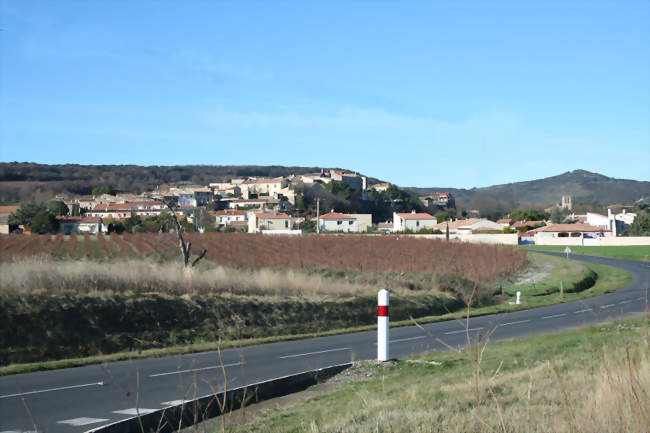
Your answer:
[534,236,650,246]
[598,236,650,246]
[535,237,583,246]
[414,233,519,245]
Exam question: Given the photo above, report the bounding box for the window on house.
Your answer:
[416,221,420,227]
[349,221,353,225]
[285,221,289,228]
[337,221,342,225]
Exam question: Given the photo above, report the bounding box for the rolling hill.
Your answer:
[406,170,650,206]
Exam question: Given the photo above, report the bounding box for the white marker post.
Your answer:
[564,246,571,259]
[516,291,521,305]
[377,289,390,362]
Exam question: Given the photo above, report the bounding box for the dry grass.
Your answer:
[0,255,392,298]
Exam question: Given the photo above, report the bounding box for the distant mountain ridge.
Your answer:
[406,170,650,206]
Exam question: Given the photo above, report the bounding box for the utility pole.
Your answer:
[316,198,320,234]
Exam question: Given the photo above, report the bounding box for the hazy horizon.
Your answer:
[1,1,648,188]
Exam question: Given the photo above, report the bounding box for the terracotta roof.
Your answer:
[512,220,545,228]
[242,177,285,184]
[319,212,355,220]
[497,219,513,224]
[377,222,393,229]
[433,218,483,230]
[229,221,248,227]
[93,202,164,212]
[230,199,278,203]
[255,213,290,219]
[216,210,246,216]
[57,216,101,224]
[533,223,610,233]
[0,205,20,214]
[395,212,436,220]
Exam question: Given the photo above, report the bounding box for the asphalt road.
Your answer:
[1,252,647,433]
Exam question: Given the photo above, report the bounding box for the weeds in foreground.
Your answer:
[219,309,649,433]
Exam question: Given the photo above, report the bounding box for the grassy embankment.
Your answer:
[0,250,631,376]
[520,245,650,261]
[219,316,650,433]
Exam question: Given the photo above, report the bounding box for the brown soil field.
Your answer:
[0,233,526,282]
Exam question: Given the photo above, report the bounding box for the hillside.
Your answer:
[407,169,650,206]
[0,163,332,203]
[1,164,648,207]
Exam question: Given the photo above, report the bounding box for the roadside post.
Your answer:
[378,289,390,362]
[516,291,521,305]
[564,246,571,259]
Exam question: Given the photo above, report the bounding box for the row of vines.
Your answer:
[0,233,527,281]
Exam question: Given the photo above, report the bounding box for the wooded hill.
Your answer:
[407,170,650,206]
[0,163,329,203]
[1,163,647,208]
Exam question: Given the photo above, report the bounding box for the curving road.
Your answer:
[1,252,647,433]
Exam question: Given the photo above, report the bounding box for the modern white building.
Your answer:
[57,216,102,234]
[318,212,358,233]
[533,223,611,241]
[215,209,247,226]
[88,201,166,219]
[248,212,292,233]
[239,177,288,198]
[432,218,504,234]
[393,211,437,232]
[587,209,637,236]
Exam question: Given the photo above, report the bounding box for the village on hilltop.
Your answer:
[0,168,643,247]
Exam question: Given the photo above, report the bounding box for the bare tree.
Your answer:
[163,201,207,267]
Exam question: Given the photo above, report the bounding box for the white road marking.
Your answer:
[619,300,632,304]
[149,362,243,377]
[542,313,567,319]
[112,408,158,415]
[637,297,645,301]
[373,335,427,344]
[0,431,37,433]
[161,400,185,407]
[444,327,483,335]
[499,319,531,327]
[0,382,103,399]
[390,336,427,343]
[279,347,351,359]
[601,304,615,309]
[57,417,109,426]
[574,308,593,314]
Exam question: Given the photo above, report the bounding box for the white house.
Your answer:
[57,216,102,234]
[248,212,292,233]
[88,201,166,219]
[228,198,282,211]
[215,209,247,226]
[239,177,288,198]
[533,223,611,243]
[393,211,437,232]
[318,211,358,233]
[587,209,637,236]
[432,218,504,234]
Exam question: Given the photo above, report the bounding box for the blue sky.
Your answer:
[1,1,648,188]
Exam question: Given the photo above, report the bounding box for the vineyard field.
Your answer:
[0,233,526,281]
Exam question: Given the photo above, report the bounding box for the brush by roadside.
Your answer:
[215,316,649,433]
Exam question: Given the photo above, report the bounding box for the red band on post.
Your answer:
[377,306,389,317]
